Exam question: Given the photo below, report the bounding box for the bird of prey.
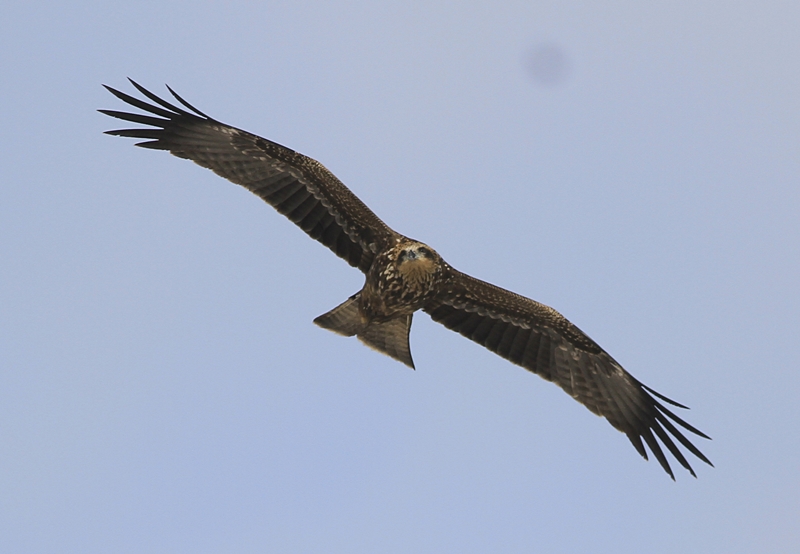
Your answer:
[100,80,712,479]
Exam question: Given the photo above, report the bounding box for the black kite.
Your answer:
[100,81,712,479]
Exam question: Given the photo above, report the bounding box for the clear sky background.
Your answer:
[2,1,798,552]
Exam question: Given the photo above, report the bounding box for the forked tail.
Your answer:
[313,294,415,369]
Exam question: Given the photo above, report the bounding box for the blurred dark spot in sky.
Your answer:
[525,43,570,86]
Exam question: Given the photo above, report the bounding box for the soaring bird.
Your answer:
[101,80,712,479]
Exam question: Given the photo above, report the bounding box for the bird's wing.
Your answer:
[100,80,397,273]
[424,268,712,479]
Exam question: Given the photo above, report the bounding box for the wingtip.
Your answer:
[101,83,123,99]
[165,83,211,118]
[641,383,691,410]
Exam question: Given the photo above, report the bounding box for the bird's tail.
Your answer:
[314,294,415,369]
[313,293,364,337]
[358,315,415,369]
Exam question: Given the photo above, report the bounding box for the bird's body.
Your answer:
[101,81,712,479]
[314,239,447,369]
[363,240,445,324]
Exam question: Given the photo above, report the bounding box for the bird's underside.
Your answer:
[101,80,713,479]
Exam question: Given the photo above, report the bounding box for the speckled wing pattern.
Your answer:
[425,269,712,479]
[100,79,397,273]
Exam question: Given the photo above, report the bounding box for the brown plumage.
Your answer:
[100,80,713,479]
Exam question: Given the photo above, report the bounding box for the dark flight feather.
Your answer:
[101,82,712,479]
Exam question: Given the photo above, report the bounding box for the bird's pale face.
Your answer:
[396,242,440,285]
[397,242,437,263]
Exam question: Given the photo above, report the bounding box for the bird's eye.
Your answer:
[418,247,430,257]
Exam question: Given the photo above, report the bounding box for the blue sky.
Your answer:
[1,1,798,552]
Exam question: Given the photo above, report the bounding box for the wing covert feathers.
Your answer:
[425,269,712,479]
[100,80,396,273]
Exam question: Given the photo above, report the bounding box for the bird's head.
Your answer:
[395,241,441,285]
[396,241,437,264]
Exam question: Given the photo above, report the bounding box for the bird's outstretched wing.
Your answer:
[100,80,397,273]
[425,269,712,479]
